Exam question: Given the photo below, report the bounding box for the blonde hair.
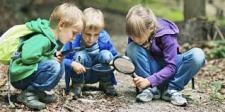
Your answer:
[83,7,104,31]
[49,3,84,28]
[126,4,157,38]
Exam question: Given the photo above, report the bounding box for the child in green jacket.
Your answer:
[9,3,84,109]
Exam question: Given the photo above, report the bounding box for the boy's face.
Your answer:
[82,28,101,47]
[58,21,83,44]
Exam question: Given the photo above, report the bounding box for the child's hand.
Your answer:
[109,60,113,65]
[71,61,86,74]
[109,60,113,69]
[133,76,150,89]
[55,51,64,62]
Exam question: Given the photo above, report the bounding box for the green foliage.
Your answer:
[87,0,183,21]
[207,41,225,59]
[210,80,224,101]
[209,47,225,59]
[209,65,218,72]
[198,80,208,91]
[146,1,183,21]
[91,0,141,13]
[208,17,225,26]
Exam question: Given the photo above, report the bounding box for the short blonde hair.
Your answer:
[49,3,84,28]
[126,4,157,38]
[83,7,104,31]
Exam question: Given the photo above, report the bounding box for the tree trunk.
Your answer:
[184,0,206,21]
[180,0,213,43]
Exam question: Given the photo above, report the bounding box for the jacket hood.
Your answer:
[154,18,179,37]
[25,18,57,45]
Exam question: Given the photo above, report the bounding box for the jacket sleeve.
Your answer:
[147,35,178,87]
[107,40,118,57]
[101,30,118,57]
[21,35,50,64]
[62,42,74,68]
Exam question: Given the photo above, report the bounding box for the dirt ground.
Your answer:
[1,1,225,111]
[1,63,225,112]
[1,37,225,112]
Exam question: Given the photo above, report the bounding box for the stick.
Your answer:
[207,34,211,41]
[215,24,225,40]
[213,30,218,40]
[192,78,195,89]
[64,104,74,111]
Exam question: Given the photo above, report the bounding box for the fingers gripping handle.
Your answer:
[131,72,138,78]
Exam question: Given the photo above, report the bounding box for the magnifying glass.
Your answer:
[91,55,139,93]
[112,55,138,78]
[56,46,86,57]
[92,55,138,78]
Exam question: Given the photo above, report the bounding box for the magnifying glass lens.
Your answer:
[114,57,135,74]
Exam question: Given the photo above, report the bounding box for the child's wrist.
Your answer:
[145,78,151,86]
[71,61,78,67]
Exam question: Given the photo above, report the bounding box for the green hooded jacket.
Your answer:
[9,18,60,82]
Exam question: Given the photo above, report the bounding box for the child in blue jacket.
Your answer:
[63,7,118,98]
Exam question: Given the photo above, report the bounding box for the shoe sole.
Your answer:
[162,96,170,101]
[17,95,46,109]
[136,95,153,102]
[153,95,161,99]
[136,91,160,102]
[162,95,188,106]
[136,98,152,102]
[171,100,187,106]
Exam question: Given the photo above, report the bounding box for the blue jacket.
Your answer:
[63,30,118,91]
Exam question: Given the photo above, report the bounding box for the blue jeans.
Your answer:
[71,50,114,84]
[126,42,205,91]
[12,60,64,92]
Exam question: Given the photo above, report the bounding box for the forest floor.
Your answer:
[1,41,225,112]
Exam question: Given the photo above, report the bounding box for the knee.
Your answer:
[126,42,146,60]
[73,51,90,63]
[98,50,113,63]
[190,48,205,66]
[47,60,61,74]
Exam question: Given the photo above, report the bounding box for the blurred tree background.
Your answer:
[1,0,225,58]
[2,1,225,111]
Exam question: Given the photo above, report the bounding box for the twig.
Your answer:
[64,104,74,111]
[207,34,211,41]
[214,24,225,40]
[0,79,7,88]
[213,31,218,40]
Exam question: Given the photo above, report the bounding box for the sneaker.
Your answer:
[136,87,160,102]
[99,82,118,97]
[17,91,46,109]
[162,89,187,106]
[72,83,84,99]
[35,91,57,103]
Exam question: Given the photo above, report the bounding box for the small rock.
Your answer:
[220,89,225,95]
[83,91,103,96]
[2,105,7,108]
[222,101,225,104]
[218,75,224,80]
[15,109,23,112]
[222,83,225,88]
[87,95,93,99]
[78,98,96,104]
